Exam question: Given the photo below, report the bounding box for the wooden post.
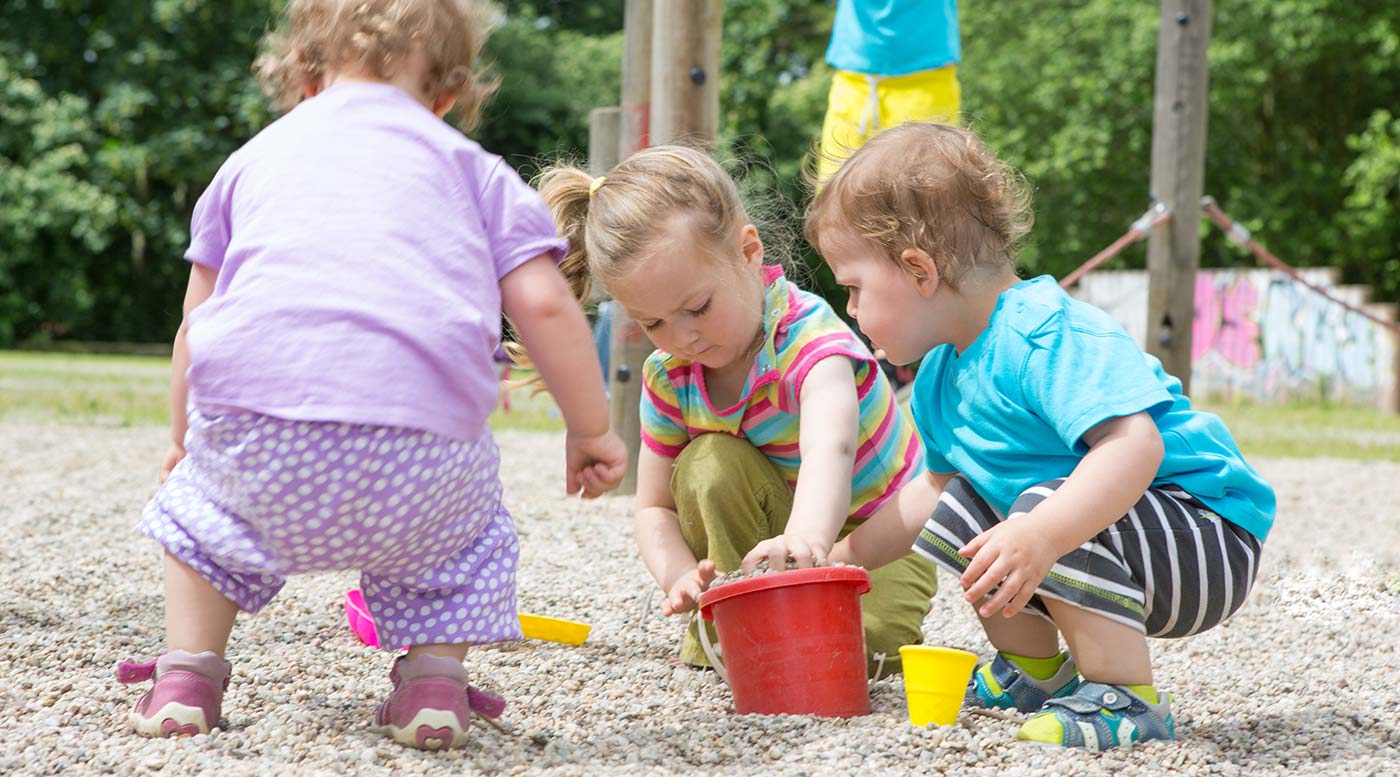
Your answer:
[603,0,657,496]
[589,107,621,178]
[619,0,653,158]
[1145,0,1211,392]
[650,0,722,146]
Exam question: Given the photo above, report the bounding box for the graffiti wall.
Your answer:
[1072,269,1399,411]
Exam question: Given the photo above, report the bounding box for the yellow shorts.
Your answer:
[817,66,962,182]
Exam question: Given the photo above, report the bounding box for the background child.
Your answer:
[537,146,938,675]
[812,123,1275,749]
[116,0,625,750]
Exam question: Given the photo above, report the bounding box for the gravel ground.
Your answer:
[3,424,1398,776]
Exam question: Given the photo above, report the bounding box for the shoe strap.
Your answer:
[115,658,157,684]
[467,685,506,719]
[115,655,232,690]
[1044,682,1135,715]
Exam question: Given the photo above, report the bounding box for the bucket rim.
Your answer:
[698,566,871,620]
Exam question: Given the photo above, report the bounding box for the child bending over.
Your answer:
[117,0,624,750]
[538,146,939,675]
[812,123,1274,749]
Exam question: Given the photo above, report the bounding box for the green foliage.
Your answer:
[1,0,1398,346]
[0,0,277,346]
[1338,109,1400,299]
[474,13,622,178]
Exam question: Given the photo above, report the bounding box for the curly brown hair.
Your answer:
[806,122,1033,288]
[254,0,496,131]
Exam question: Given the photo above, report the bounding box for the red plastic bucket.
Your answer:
[698,566,872,717]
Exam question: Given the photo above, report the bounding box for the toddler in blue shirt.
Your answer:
[813,123,1275,750]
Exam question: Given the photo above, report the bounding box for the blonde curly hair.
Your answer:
[806,122,1033,288]
[254,0,496,131]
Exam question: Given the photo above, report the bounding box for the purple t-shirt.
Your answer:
[184,82,566,441]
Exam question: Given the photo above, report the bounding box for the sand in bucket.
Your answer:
[898,645,978,726]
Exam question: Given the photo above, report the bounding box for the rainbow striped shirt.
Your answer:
[640,266,922,519]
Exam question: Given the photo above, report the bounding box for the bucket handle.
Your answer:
[692,613,730,685]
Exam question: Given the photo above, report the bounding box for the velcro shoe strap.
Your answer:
[467,686,506,719]
[115,659,157,684]
[1047,682,1135,715]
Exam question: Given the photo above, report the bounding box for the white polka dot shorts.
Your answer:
[140,408,523,647]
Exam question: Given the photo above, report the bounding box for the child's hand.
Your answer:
[159,444,186,483]
[741,533,832,573]
[661,559,718,616]
[958,520,1058,619]
[564,430,627,498]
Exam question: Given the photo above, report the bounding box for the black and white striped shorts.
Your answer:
[913,475,1263,638]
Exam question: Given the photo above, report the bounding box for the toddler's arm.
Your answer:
[743,357,860,571]
[633,445,716,615]
[831,470,953,569]
[162,264,219,482]
[959,411,1164,618]
[500,255,625,497]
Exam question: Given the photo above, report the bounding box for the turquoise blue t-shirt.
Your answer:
[825,0,961,76]
[909,276,1276,541]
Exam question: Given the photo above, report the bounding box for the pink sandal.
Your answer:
[116,651,231,737]
[374,654,506,750]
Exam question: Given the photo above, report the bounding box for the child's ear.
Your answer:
[899,247,941,298]
[738,223,765,268]
[432,94,457,118]
[295,49,323,100]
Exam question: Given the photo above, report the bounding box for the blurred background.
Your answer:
[3,0,1398,349]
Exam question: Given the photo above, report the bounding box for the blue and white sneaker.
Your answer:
[966,652,1081,713]
[1017,682,1175,750]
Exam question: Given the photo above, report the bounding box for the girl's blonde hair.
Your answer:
[536,145,759,306]
[806,122,1033,287]
[255,0,496,131]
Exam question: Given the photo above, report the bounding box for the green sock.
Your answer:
[1125,684,1159,704]
[1000,651,1066,681]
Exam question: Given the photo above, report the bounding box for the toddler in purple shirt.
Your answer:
[115,0,625,751]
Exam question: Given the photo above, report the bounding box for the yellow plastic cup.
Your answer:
[898,645,979,727]
[518,613,591,646]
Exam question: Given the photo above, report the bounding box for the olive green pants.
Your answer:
[673,433,938,676]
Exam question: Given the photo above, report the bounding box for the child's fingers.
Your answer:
[740,545,766,573]
[963,556,1006,604]
[960,543,997,590]
[1002,581,1037,618]
[764,542,790,572]
[979,571,1024,617]
[787,539,816,568]
[565,464,581,496]
[579,467,606,499]
[601,460,625,486]
[697,559,718,587]
[958,532,989,558]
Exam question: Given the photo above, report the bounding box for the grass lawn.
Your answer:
[5,350,1400,460]
[0,350,566,433]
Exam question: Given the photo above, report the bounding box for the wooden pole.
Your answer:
[1145,0,1211,392]
[605,0,657,496]
[619,0,653,158]
[649,0,722,146]
[588,107,621,178]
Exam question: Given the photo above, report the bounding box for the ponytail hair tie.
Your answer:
[588,176,607,198]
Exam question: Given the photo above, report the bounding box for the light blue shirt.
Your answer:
[825,0,960,76]
[910,276,1276,541]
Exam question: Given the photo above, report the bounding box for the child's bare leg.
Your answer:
[163,551,239,656]
[977,609,1060,658]
[1042,598,1151,686]
[405,644,469,662]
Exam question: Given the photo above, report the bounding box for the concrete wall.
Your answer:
[1071,269,1400,412]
